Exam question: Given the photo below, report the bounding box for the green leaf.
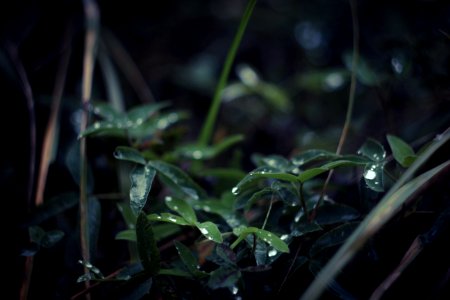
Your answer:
[178,135,244,160]
[129,164,156,215]
[363,163,385,192]
[90,101,121,121]
[116,229,136,241]
[148,213,191,226]
[309,222,359,257]
[148,160,206,200]
[40,230,65,248]
[291,150,338,166]
[358,138,386,162]
[174,241,208,278]
[158,268,192,278]
[126,102,170,123]
[117,202,137,229]
[27,192,78,225]
[195,221,223,243]
[136,213,160,275]
[208,266,241,289]
[387,134,417,167]
[231,227,289,253]
[291,221,322,237]
[298,160,366,183]
[253,154,294,172]
[256,229,290,253]
[165,196,197,224]
[314,203,360,225]
[114,146,146,165]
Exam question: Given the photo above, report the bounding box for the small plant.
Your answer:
[15,0,450,299]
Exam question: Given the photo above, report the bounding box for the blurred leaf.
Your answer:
[29,226,46,244]
[116,229,136,241]
[27,192,78,226]
[174,241,208,278]
[197,168,246,181]
[129,164,156,215]
[216,244,237,266]
[387,134,417,167]
[90,101,121,121]
[363,163,385,192]
[291,221,322,237]
[344,53,380,86]
[78,260,104,279]
[257,82,292,112]
[152,223,181,241]
[208,266,241,289]
[147,213,191,226]
[309,222,359,257]
[117,202,137,229]
[177,135,244,160]
[66,141,94,193]
[253,154,295,172]
[358,139,386,162]
[114,146,146,165]
[136,213,160,275]
[41,230,65,248]
[126,102,170,123]
[149,160,206,200]
[315,203,360,225]
[195,221,223,243]
[165,196,197,224]
[158,268,192,277]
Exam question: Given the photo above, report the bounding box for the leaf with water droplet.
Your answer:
[148,160,206,200]
[208,266,241,290]
[90,101,121,121]
[363,163,385,192]
[126,101,170,124]
[309,222,359,257]
[136,213,160,275]
[252,154,295,172]
[114,146,146,165]
[387,134,417,167]
[195,221,223,243]
[291,149,338,167]
[174,241,208,278]
[148,213,191,226]
[314,203,360,225]
[177,135,244,160]
[129,164,156,215]
[358,138,386,162]
[165,196,197,224]
[231,227,289,253]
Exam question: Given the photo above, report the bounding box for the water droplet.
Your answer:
[135,118,144,125]
[126,120,133,127]
[166,196,172,202]
[168,217,177,222]
[129,224,135,229]
[391,57,404,74]
[267,233,272,237]
[232,187,239,195]
[294,214,301,222]
[268,249,278,257]
[232,286,239,295]
[364,169,377,180]
[324,72,344,90]
[85,262,93,268]
[156,216,162,219]
[199,227,209,235]
[173,205,179,210]
[192,150,203,159]
[203,206,211,212]
[280,234,289,240]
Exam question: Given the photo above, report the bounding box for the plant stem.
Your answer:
[261,195,274,230]
[198,0,257,146]
[315,0,359,213]
[80,0,99,296]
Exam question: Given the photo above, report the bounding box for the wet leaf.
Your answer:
[114,146,146,165]
[298,160,366,183]
[152,224,181,241]
[165,196,197,224]
[231,227,289,253]
[208,266,241,289]
[314,203,360,225]
[147,213,191,226]
[363,163,385,192]
[358,139,386,162]
[126,101,170,123]
[253,154,294,172]
[309,222,359,257]
[387,134,416,167]
[136,213,160,275]
[178,135,244,160]
[291,221,322,237]
[195,221,223,243]
[174,241,208,277]
[291,150,338,166]
[129,164,156,215]
[90,101,121,121]
[149,160,206,200]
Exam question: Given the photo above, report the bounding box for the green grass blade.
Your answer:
[300,159,450,300]
[198,0,257,146]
